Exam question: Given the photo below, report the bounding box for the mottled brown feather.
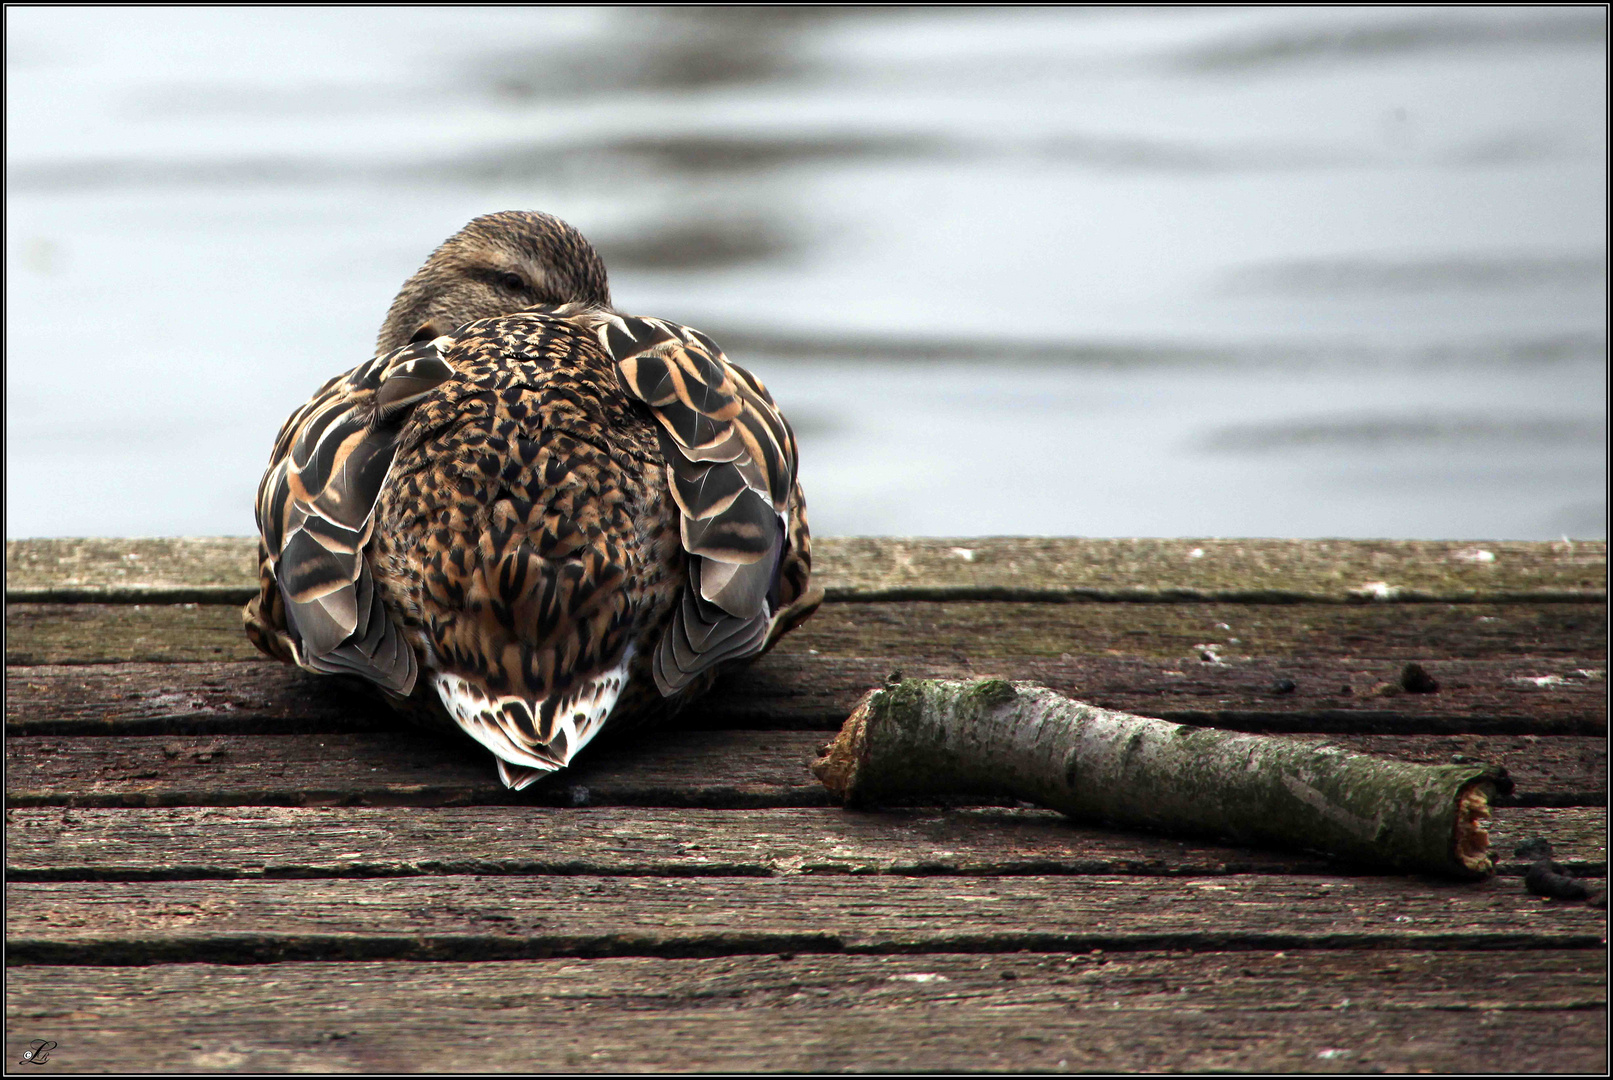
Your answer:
[588,311,812,694]
[244,340,456,694]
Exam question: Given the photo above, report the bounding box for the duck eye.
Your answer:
[499,272,527,292]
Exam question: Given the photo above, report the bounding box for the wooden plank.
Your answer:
[4,951,1606,1072]
[5,806,1603,882]
[5,730,1604,809]
[716,655,1609,736]
[782,597,1611,661]
[5,604,256,664]
[816,537,1608,603]
[5,663,393,736]
[4,537,256,603]
[9,655,1605,738]
[2,729,823,810]
[8,875,1606,965]
[8,537,1605,604]
[9,597,1608,667]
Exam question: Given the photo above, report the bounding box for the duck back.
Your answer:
[246,304,817,791]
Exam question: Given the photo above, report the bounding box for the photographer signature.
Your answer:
[21,1040,57,1065]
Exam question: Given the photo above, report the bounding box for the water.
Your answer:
[6,6,1606,540]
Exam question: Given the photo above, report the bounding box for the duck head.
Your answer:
[375,210,613,355]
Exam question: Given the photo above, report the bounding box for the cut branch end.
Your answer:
[810,687,877,801]
[1453,781,1494,875]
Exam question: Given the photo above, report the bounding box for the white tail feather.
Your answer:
[431,649,632,789]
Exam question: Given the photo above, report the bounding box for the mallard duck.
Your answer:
[244,211,820,790]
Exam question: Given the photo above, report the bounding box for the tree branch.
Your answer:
[812,678,1512,878]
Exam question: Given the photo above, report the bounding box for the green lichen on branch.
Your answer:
[812,678,1513,878]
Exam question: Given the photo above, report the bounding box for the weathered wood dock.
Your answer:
[6,536,1607,1072]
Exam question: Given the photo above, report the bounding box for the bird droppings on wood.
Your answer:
[1514,836,1605,906]
[1400,663,1440,694]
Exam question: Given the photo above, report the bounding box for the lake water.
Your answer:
[6,6,1607,540]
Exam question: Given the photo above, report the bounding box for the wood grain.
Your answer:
[8,653,1605,737]
[5,604,255,664]
[8,874,1607,966]
[4,534,1606,1073]
[8,536,1604,603]
[4,537,257,603]
[5,730,1605,809]
[6,805,1603,882]
[11,598,1607,667]
[715,654,1608,735]
[4,951,1605,1072]
[816,537,1608,603]
[782,597,1611,660]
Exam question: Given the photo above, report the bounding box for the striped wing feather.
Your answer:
[596,313,801,695]
[248,338,455,696]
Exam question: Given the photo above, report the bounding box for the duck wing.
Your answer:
[593,312,815,696]
[245,338,456,695]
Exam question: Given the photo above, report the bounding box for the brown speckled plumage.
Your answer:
[245,212,819,790]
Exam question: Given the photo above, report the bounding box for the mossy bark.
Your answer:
[813,679,1514,878]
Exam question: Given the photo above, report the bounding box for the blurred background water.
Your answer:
[6,5,1607,540]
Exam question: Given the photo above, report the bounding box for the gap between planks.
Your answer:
[7,874,1608,968]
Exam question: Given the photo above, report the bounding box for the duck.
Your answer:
[244,210,820,790]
